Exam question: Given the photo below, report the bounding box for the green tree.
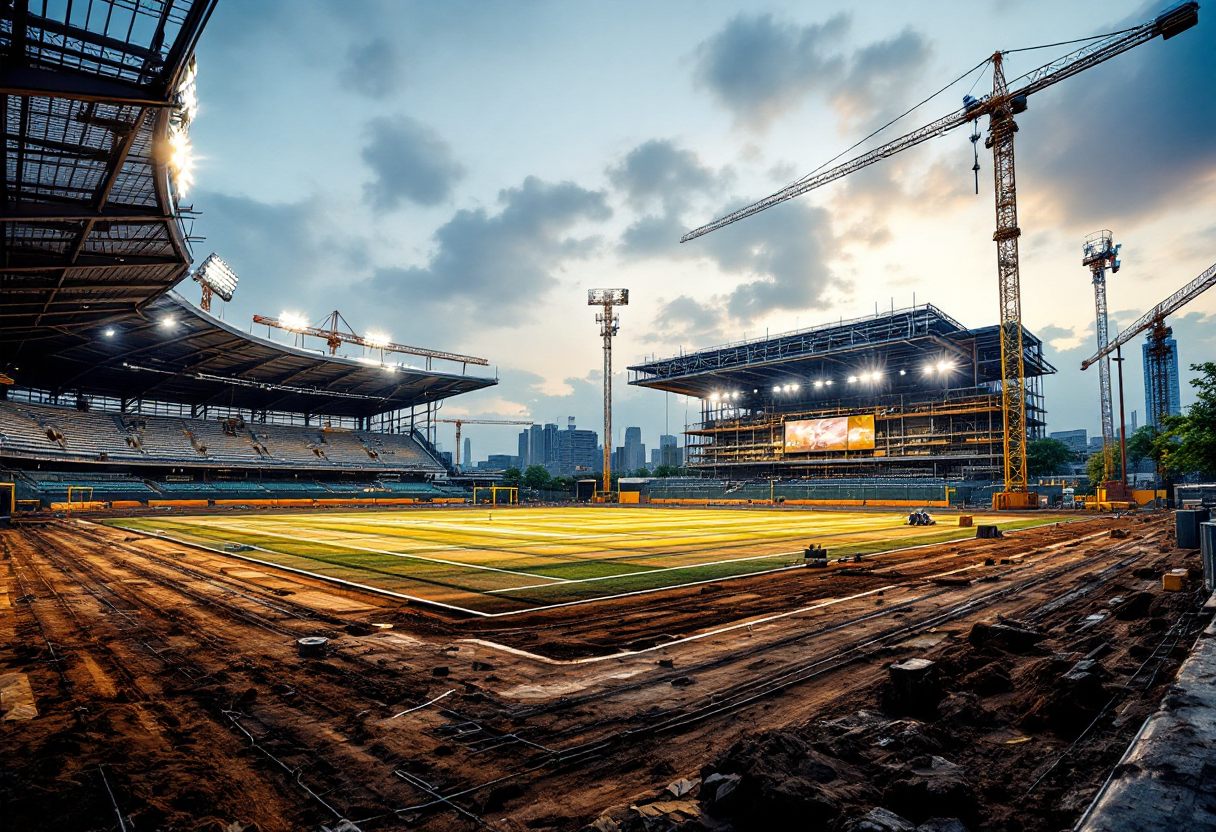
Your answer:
[523,464,552,490]
[1125,425,1157,469]
[633,467,651,478]
[1086,444,1121,484]
[500,467,523,488]
[1156,362,1216,477]
[1027,438,1074,477]
[652,465,680,478]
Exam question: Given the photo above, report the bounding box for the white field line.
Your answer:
[460,526,1117,665]
[487,548,807,593]
[175,524,562,582]
[102,515,1081,620]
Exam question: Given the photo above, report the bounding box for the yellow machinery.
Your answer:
[678,4,1199,510]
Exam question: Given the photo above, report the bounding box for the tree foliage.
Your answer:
[1086,444,1120,485]
[500,467,523,487]
[1027,438,1074,477]
[1156,362,1216,478]
[652,465,681,478]
[523,464,552,490]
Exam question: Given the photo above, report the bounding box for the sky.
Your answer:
[184,0,1216,461]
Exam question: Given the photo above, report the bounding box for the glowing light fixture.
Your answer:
[279,311,308,331]
[847,375,857,383]
[813,380,824,389]
[103,328,115,338]
[365,331,392,349]
[825,379,833,386]
[710,392,720,401]
[772,385,782,393]
[899,369,907,376]
[161,317,176,329]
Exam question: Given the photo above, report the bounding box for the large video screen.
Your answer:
[784,414,875,453]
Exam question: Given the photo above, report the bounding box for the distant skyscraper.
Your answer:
[1143,336,1182,427]
[623,426,644,471]
[552,420,598,476]
[659,434,680,467]
[463,437,471,468]
[528,424,544,466]
[518,430,529,465]
[1049,429,1087,456]
[543,423,559,466]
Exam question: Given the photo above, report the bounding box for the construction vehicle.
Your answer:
[679,3,1199,510]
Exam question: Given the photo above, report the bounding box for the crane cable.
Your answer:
[781,22,1139,194]
[783,56,993,191]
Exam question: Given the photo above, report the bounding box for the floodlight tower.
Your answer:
[190,253,239,313]
[1082,230,1121,482]
[589,289,628,496]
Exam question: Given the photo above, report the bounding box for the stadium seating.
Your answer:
[0,401,445,473]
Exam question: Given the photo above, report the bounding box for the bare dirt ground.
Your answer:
[0,512,1207,831]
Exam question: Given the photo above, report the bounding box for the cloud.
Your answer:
[1017,2,1216,229]
[340,37,406,99]
[189,190,371,320]
[606,139,845,326]
[692,13,930,131]
[368,176,612,320]
[360,116,466,209]
[606,139,721,211]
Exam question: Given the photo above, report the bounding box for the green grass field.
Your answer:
[104,507,1060,616]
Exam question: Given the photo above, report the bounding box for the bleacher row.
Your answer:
[5,470,468,505]
[0,401,444,472]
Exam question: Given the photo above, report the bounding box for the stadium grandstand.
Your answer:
[628,304,1055,482]
[0,0,495,509]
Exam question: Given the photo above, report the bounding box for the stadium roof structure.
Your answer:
[5,291,498,417]
[628,304,1056,399]
[1,0,216,338]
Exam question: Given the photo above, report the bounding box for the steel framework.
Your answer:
[1,0,218,343]
[589,289,628,489]
[678,2,1198,505]
[1083,230,1121,480]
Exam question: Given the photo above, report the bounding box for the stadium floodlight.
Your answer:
[365,331,392,349]
[772,385,781,393]
[848,375,857,383]
[161,316,176,329]
[588,288,629,306]
[923,365,934,375]
[813,380,824,389]
[103,328,114,338]
[899,369,907,376]
[279,311,308,331]
[825,379,833,386]
[190,253,239,312]
[791,384,800,391]
[710,392,720,401]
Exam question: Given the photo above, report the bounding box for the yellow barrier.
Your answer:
[649,497,949,508]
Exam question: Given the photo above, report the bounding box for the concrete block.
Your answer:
[1162,569,1188,592]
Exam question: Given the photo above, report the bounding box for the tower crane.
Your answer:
[436,418,533,472]
[1081,258,1216,427]
[252,310,488,370]
[680,3,1199,510]
[1082,230,1121,483]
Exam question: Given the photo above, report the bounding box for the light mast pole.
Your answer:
[589,289,628,499]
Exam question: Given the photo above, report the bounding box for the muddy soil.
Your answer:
[0,513,1205,832]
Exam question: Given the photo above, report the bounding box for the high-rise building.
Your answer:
[623,426,644,472]
[543,423,559,467]
[463,437,472,468]
[528,425,544,466]
[552,420,599,476]
[1143,336,1182,427]
[1049,429,1088,456]
[518,430,529,465]
[650,448,661,467]
[659,434,680,467]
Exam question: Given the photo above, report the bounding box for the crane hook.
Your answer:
[969,121,981,195]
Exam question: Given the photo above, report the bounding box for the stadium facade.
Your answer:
[0,1,495,508]
[628,304,1055,480]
